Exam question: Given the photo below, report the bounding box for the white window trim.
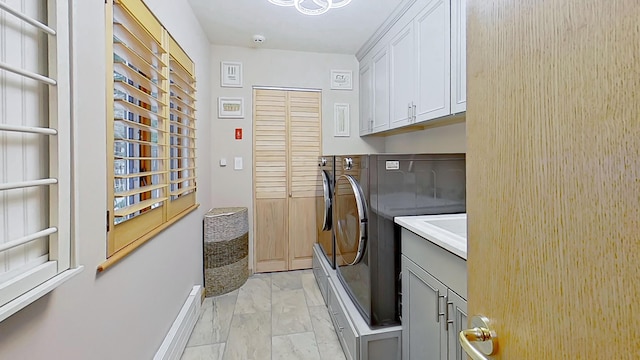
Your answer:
[0,0,82,323]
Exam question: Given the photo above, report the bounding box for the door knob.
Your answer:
[459,315,498,360]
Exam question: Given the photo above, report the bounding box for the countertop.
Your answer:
[394,213,467,259]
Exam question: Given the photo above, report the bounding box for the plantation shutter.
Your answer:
[108,0,169,255]
[168,35,196,219]
[105,0,198,262]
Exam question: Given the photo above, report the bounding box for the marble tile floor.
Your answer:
[181,270,347,360]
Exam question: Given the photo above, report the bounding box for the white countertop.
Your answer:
[395,214,467,259]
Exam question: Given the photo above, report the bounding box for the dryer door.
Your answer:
[316,168,335,267]
[334,174,367,266]
[317,169,332,231]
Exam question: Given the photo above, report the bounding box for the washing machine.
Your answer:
[333,153,466,327]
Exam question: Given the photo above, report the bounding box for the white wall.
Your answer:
[0,0,212,358]
[210,45,385,269]
[384,119,467,153]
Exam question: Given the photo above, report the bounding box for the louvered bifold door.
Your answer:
[0,0,71,307]
[253,89,288,272]
[167,36,197,219]
[287,91,322,270]
[108,0,169,255]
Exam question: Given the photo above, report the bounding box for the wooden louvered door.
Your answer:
[254,90,288,272]
[287,91,322,270]
[253,89,322,272]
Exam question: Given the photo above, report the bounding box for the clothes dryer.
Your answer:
[333,154,466,327]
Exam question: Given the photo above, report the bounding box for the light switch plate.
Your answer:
[234,157,243,170]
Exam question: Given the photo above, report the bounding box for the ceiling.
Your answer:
[187,0,404,55]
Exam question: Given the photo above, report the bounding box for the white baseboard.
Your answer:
[154,285,202,360]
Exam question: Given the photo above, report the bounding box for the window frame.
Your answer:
[103,0,198,270]
[0,0,82,323]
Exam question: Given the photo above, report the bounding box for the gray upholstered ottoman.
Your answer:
[203,207,249,297]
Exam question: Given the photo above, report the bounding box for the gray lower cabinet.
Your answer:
[402,256,448,360]
[446,290,468,360]
[401,229,467,360]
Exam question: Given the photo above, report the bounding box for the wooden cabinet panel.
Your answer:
[288,196,316,270]
[255,198,287,272]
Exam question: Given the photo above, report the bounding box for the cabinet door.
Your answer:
[401,255,448,360]
[389,23,415,128]
[359,63,373,135]
[372,47,390,133]
[446,290,468,360]
[414,0,451,123]
[450,0,466,113]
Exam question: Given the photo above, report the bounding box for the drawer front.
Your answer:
[312,250,328,304]
[339,312,358,360]
[328,282,358,360]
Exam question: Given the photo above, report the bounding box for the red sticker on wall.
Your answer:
[235,128,242,140]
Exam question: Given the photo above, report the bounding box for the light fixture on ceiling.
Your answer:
[267,0,352,16]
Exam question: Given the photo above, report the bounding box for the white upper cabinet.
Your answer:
[359,63,374,136]
[357,0,466,136]
[450,0,466,113]
[390,24,415,128]
[414,0,451,122]
[372,47,391,132]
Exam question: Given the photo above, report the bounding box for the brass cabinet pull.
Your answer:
[459,315,498,360]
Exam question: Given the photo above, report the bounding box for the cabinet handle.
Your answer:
[412,103,417,122]
[446,300,454,331]
[408,103,412,121]
[436,290,446,322]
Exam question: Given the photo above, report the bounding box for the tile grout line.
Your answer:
[220,285,242,360]
[219,288,239,357]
